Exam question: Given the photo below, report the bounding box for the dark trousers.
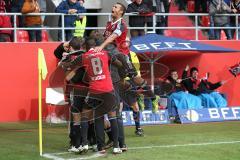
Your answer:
[27,24,42,42]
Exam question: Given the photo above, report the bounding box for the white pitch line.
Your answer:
[129,140,240,150]
[43,141,240,160]
[42,152,105,160]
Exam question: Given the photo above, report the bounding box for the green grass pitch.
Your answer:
[0,121,240,160]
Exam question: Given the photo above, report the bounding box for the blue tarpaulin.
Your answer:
[130,33,238,53]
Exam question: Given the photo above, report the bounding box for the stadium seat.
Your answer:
[221,30,227,40]
[17,30,29,42]
[164,30,173,36]
[41,30,49,42]
[187,0,195,13]
[201,16,210,27]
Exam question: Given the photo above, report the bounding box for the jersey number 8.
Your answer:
[91,57,103,75]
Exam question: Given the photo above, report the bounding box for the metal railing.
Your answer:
[0,12,240,42]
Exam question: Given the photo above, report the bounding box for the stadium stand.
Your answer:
[16,30,29,42]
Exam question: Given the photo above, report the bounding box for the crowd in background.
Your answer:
[0,0,240,41]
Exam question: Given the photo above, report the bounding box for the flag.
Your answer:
[38,48,48,80]
[229,62,240,77]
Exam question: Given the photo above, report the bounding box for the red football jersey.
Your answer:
[103,18,129,55]
[82,49,113,93]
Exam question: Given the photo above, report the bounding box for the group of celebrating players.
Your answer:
[53,2,156,154]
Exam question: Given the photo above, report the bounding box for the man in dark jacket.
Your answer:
[182,66,227,108]
[10,0,24,27]
[209,0,232,39]
[126,0,151,37]
[56,0,86,41]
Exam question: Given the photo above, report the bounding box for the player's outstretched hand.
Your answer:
[94,46,103,52]
[185,65,189,71]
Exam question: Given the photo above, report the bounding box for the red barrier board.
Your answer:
[0,41,239,122]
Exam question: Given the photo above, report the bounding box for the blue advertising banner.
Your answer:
[178,107,240,124]
[122,110,170,126]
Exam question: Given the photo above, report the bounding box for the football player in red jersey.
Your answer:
[94,3,156,136]
[61,38,123,154]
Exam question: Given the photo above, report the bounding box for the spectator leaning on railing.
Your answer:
[3,0,11,12]
[21,0,42,42]
[11,0,25,27]
[231,0,240,38]
[73,0,87,38]
[209,0,233,40]
[0,0,12,42]
[126,0,151,38]
[55,0,86,41]
[38,0,46,23]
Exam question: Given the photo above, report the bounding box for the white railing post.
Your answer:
[13,15,17,42]
[195,14,199,40]
[153,14,156,33]
[236,15,239,40]
[61,14,65,42]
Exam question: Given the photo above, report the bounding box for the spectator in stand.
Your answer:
[144,0,166,35]
[162,0,172,27]
[21,0,42,42]
[55,0,86,41]
[231,0,240,38]
[127,0,151,38]
[209,0,232,40]
[195,0,208,13]
[3,0,11,12]
[0,0,12,42]
[73,0,87,38]
[175,0,187,11]
[11,0,25,27]
[195,0,208,25]
[38,0,46,23]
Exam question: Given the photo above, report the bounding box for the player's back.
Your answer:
[82,49,113,94]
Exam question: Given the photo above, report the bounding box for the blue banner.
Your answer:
[122,110,170,126]
[178,107,240,124]
[130,33,238,53]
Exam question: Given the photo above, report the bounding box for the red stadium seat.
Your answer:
[41,30,49,42]
[221,30,227,40]
[201,16,210,27]
[187,0,195,13]
[164,30,173,36]
[17,30,29,42]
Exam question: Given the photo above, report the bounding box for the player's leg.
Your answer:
[131,101,144,136]
[104,116,113,149]
[87,121,98,151]
[68,91,82,153]
[117,102,127,151]
[108,110,122,154]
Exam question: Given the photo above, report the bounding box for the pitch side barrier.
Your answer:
[1,12,240,41]
[123,107,240,125]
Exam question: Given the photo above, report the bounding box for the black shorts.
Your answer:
[121,89,138,106]
[113,82,121,106]
[117,54,138,79]
[70,87,88,113]
[119,80,138,106]
[85,91,117,119]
